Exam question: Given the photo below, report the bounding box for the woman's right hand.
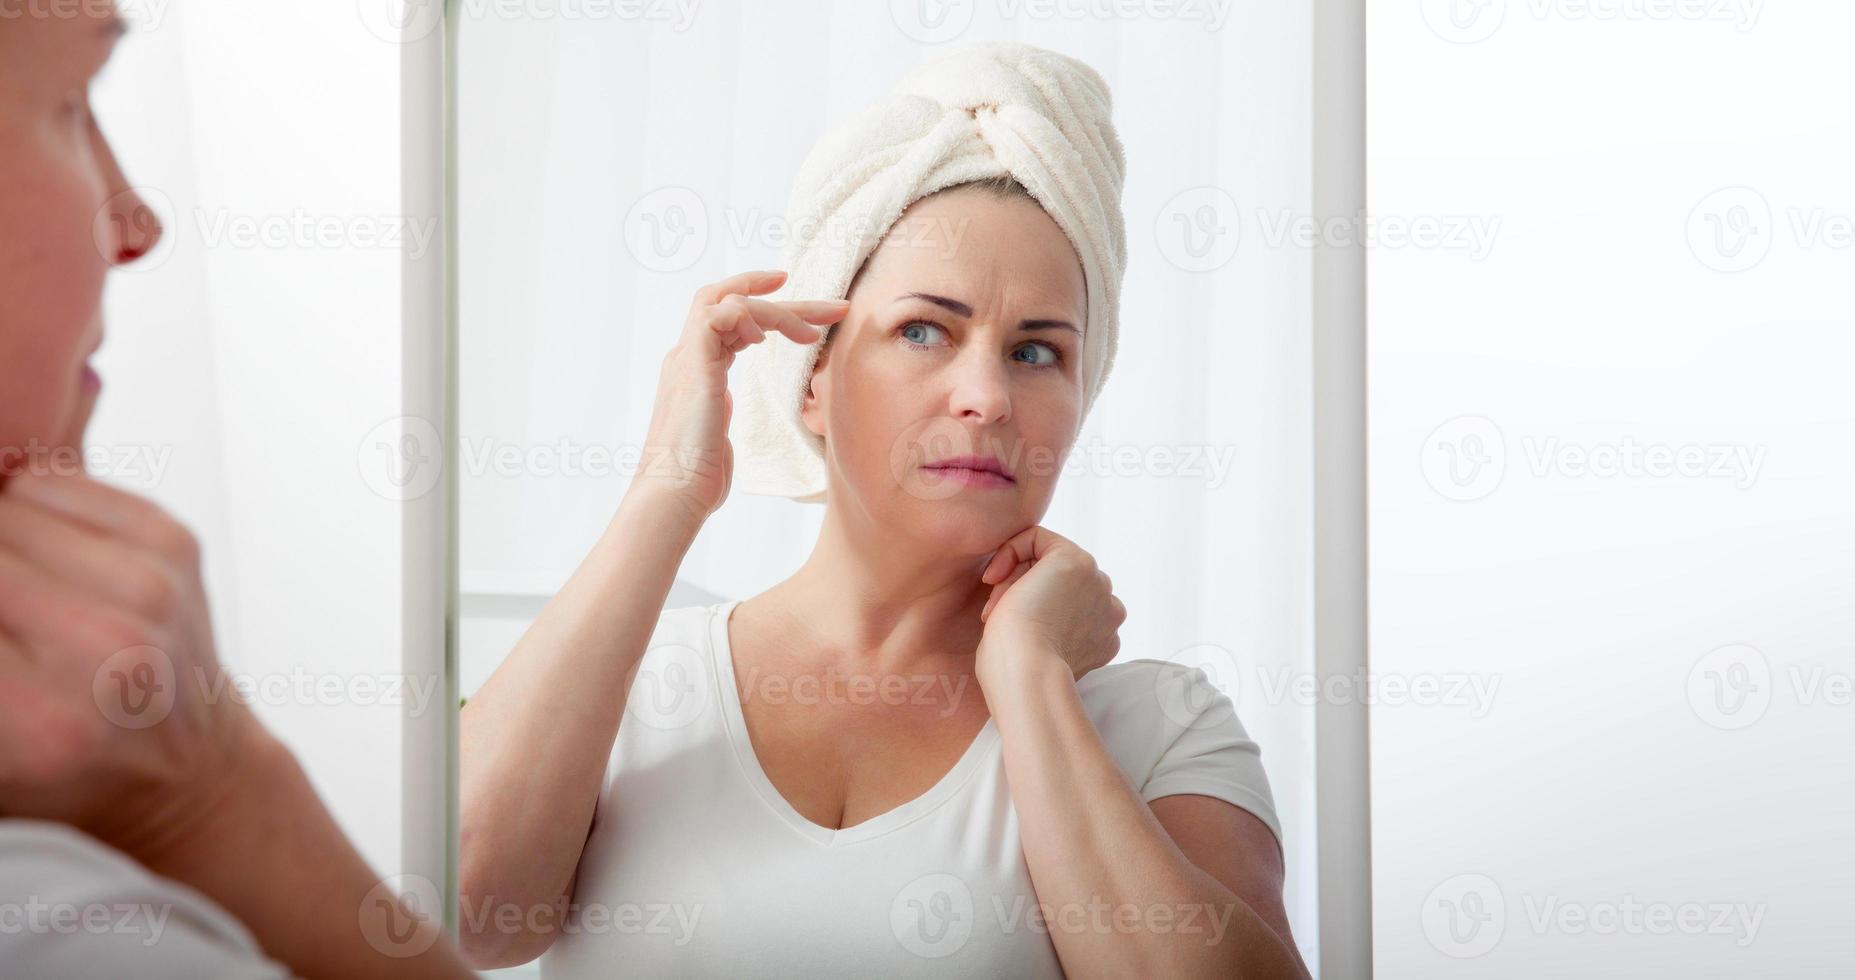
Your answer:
[631,269,849,523]
[0,471,257,854]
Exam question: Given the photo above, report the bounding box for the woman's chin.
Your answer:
[893,493,1028,543]
[59,379,99,453]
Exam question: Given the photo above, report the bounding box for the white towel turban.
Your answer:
[728,41,1127,503]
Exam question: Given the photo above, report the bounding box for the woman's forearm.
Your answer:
[986,652,1307,980]
[138,718,474,979]
[456,487,704,966]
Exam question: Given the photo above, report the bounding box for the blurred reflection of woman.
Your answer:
[0,8,471,977]
[460,41,1307,979]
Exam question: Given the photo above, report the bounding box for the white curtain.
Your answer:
[457,2,1319,966]
[88,1,410,878]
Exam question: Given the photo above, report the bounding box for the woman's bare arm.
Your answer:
[974,528,1309,979]
[456,487,703,967]
[455,270,845,968]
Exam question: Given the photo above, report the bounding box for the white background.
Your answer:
[1370,1,1853,976]
[89,1,415,882]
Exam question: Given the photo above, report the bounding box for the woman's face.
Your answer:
[0,4,162,478]
[801,186,1088,552]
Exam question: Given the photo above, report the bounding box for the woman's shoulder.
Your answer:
[651,600,732,646]
[1075,659,1283,844]
[1074,657,1253,753]
[0,819,288,978]
[1077,658,1246,728]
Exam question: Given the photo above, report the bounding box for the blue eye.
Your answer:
[1013,342,1061,366]
[900,321,945,347]
[897,320,1066,367]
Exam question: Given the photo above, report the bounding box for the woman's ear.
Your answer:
[800,339,830,439]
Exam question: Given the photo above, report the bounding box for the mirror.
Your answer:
[451,5,1335,976]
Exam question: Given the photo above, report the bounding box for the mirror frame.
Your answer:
[410,2,1372,970]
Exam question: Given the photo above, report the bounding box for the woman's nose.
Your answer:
[947,353,1012,424]
[106,188,165,266]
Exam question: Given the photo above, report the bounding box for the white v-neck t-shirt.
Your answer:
[538,600,1282,979]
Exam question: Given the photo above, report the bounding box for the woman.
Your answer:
[459,43,1307,978]
[0,6,473,977]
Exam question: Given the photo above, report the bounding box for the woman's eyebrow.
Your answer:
[894,292,1080,334]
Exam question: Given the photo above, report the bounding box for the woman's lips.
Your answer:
[921,465,1014,489]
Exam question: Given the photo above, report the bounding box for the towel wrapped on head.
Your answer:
[729,41,1127,502]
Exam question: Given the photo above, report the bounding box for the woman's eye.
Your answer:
[1014,342,1061,367]
[900,321,946,347]
[900,321,1064,367]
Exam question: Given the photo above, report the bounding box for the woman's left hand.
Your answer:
[975,526,1125,685]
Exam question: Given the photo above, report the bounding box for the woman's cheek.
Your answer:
[0,129,111,455]
[0,332,73,462]
[831,360,894,485]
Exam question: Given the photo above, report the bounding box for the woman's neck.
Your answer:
[764,507,996,676]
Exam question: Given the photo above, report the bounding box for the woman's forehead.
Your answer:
[862,203,1085,310]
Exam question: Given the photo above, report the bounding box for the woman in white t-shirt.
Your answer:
[459,45,1308,979]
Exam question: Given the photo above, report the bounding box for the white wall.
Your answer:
[1369,2,1854,975]
[90,1,417,880]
